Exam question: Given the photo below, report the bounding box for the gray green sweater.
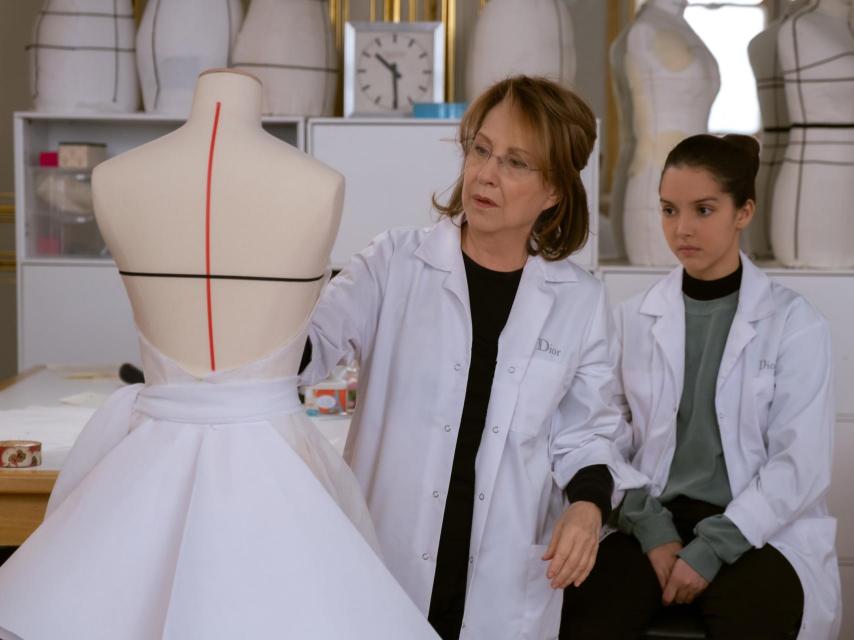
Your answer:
[618,272,752,582]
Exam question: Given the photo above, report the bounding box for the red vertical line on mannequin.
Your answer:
[205,101,222,371]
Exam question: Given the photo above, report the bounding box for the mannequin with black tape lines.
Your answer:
[771,0,854,268]
[93,68,343,376]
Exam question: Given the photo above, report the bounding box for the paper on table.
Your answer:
[60,392,111,408]
[0,406,95,451]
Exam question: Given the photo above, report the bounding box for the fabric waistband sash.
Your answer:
[134,377,303,424]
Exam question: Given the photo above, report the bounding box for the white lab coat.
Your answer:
[614,255,841,639]
[301,218,646,640]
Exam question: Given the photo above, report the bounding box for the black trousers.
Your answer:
[560,497,804,640]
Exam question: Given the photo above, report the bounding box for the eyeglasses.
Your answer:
[464,138,542,180]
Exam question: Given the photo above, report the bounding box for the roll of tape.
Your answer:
[0,441,43,468]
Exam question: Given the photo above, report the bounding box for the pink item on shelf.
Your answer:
[39,151,58,167]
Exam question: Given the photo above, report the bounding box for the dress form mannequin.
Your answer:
[607,21,635,260]
[465,0,576,99]
[772,0,854,268]
[620,0,720,266]
[93,69,343,376]
[746,0,808,258]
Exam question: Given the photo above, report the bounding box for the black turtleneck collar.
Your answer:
[682,262,742,301]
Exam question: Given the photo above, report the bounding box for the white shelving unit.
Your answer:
[13,112,302,371]
[12,112,852,635]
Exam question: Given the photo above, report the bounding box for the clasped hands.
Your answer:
[647,541,710,605]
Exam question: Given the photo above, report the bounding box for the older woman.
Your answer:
[300,76,644,640]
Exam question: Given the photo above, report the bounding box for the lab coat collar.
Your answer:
[414,216,579,283]
[639,253,774,322]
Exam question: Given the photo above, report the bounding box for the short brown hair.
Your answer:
[433,75,597,261]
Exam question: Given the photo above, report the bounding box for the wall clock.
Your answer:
[344,21,445,116]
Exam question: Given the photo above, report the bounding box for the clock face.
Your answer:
[353,31,435,115]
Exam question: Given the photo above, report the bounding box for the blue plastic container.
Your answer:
[412,102,468,119]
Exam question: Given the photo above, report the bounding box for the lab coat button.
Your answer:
[444,424,452,432]
[422,553,430,560]
[433,491,440,498]
[478,493,485,501]
[469,555,474,564]
[508,366,516,374]
[454,363,462,371]
[492,426,500,434]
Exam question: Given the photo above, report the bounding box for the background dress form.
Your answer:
[772,0,854,268]
[231,0,338,116]
[30,0,139,113]
[620,0,720,266]
[465,0,576,99]
[136,0,243,115]
[746,1,809,259]
[607,21,635,261]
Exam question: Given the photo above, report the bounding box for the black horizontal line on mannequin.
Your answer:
[118,271,325,283]
[781,158,854,167]
[765,124,854,132]
[781,51,854,75]
[231,62,338,74]
[25,44,135,53]
[39,11,134,19]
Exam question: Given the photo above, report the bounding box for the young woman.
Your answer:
[561,134,841,639]
[300,76,645,640]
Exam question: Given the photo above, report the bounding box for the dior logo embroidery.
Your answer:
[536,338,562,358]
[759,359,776,372]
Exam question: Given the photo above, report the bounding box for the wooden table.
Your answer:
[0,366,350,547]
[0,366,119,545]
[0,367,56,545]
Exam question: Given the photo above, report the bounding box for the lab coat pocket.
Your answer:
[522,544,562,640]
[514,360,568,439]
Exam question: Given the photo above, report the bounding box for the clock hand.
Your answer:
[374,53,398,76]
[392,64,399,110]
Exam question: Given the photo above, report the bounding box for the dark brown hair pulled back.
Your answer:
[662,134,761,208]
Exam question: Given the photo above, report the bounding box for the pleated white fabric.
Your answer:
[0,331,439,640]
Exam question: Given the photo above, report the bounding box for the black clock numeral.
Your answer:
[409,38,415,48]
[393,33,397,44]
[362,51,370,58]
[375,37,382,47]
[418,85,427,92]
[407,96,414,105]
[374,96,381,105]
[362,84,371,91]
[357,68,366,74]
[423,70,432,75]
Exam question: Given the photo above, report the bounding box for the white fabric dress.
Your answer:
[0,329,439,640]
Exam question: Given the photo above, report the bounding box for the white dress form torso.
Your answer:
[465,0,576,99]
[771,0,854,268]
[746,0,809,259]
[620,0,720,266]
[93,69,342,376]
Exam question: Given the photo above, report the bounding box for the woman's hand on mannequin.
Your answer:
[542,501,602,589]
[662,559,709,605]
[646,541,683,591]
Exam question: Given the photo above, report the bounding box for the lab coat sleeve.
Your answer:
[550,284,648,504]
[298,231,394,387]
[724,307,835,548]
[611,302,638,461]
